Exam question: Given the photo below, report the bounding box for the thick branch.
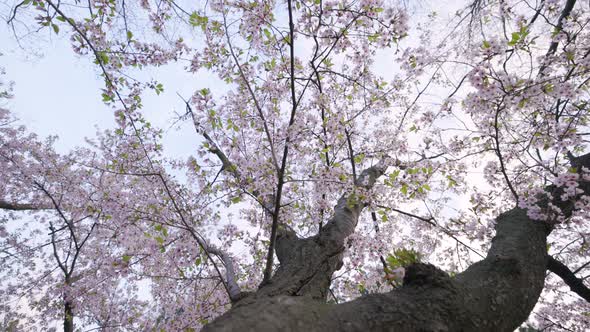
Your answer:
[180,95,239,176]
[249,159,393,300]
[546,0,577,56]
[319,158,391,251]
[206,205,548,331]
[547,256,590,302]
[261,0,298,286]
[206,149,590,330]
[0,199,50,211]
[539,0,577,75]
[453,207,548,330]
[206,245,242,302]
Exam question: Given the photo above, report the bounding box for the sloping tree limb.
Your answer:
[197,241,242,302]
[177,93,238,176]
[381,205,485,259]
[547,0,577,56]
[0,199,51,211]
[547,256,590,302]
[155,172,243,303]
[538,0,577,75]
[178,94,275,215]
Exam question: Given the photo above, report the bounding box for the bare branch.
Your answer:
[178,94,239,175]
[0,199,51,211]
[261,0,298,285]
[547,256,590,303]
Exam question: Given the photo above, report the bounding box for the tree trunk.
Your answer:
[64,274,74,332]
[204,153,590,331]
[64,299,74,332]
[204,205,548,332]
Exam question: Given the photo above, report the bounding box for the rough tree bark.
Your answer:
[64,294,74,332]
[203,153,590,332]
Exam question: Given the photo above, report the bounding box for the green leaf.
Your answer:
[346,192,358,209]
[126,30,133,40]
[102,93,113,102]
[543,84,554,93]
[155,83,164,95]
[447,175,457,187]
[358,283,368,295]
[353,153,365,164]
[51,24,59,34]
[400,184,408,195]
[408,55,417,68]
[97,52,109,64]
[386,248,422,269]
[508,32,520,46]
[122,255,132,263]
[189,12,208,30]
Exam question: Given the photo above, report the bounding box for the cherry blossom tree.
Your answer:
[1,0,590,330]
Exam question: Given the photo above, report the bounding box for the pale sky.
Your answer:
[0,25,223,160]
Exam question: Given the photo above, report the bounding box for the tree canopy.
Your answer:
[1,0,590,330]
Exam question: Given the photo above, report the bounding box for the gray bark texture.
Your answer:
[203,154,590,332]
